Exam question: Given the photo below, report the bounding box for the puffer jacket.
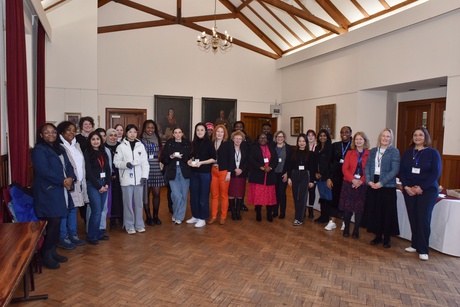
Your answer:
[113,138,149,186]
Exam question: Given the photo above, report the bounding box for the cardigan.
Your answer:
[399,147,441,192]
[364,146,400,188]
[342,149,370,184]
[227,141,249,178]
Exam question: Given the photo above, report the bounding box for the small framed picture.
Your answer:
[64,112,81,130]
[290,116,303,136]
[316,104,336,139]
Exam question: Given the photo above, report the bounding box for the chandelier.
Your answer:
[196,0,233,53]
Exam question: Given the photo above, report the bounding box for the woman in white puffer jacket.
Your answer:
[114,124,150,234]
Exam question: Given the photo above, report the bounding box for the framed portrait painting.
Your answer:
[64,112,81,130]
[290,116,303,136]
[154,95,193,141]
[201,97,237,132]
[316,104,336,139]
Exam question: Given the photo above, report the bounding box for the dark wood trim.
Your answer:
[440,155,460,189]
[105,108,147,130]
[0,154,8,189]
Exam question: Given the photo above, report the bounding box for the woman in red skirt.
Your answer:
[248,132,278,222]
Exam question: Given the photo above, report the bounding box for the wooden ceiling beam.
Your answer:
[181,20,280,59]
[379,0,391,10]
[350,0,369,18]
[220,0,283,56]
[113,0,176,22]
[349,0,418,28]
[98,20,175,34]
[182,13,235,23]
[98,0,111,8]
[236,0,254,13]
[314,0,350,31]
[258,0,345,34]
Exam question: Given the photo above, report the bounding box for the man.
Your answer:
[215,110,230,128]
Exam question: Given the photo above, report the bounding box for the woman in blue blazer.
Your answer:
[364,129,400,248]
[32,123,76,269]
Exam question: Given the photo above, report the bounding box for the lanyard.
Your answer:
[377,147,387,167]
[261,145,268,159]
[276,145,283,157]
[413,148,424,167]
[97,154,105,170]
[235,150,240,162]
[355,150,364,174]
[142,140,155,154]
[310,143,316,151]
[341,141,351,159]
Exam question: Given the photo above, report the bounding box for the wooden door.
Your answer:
[106,108,147,131]
[396,98,445,154]
[240,113,278,142]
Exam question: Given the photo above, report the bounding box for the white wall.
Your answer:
[45,0,98,124]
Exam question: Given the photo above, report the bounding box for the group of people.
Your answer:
[32,116,441,270]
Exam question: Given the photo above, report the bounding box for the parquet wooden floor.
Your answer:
[14,187,460,306]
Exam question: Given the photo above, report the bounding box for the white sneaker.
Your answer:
[175,220,182,225]
[126,229,136,235]
[172,217,176,222]
[405,246,417,253]
[341,221,345,231]
[136,227,146,233]
[194,219,206,228]
[419,254,429,261]
[186,217,199,224]
[324,220,337,231]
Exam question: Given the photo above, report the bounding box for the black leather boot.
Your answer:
[51,246,68,263]
[255,205,262,222]
[153,208,162,225]
[235,198,243,220]
[241,203,249,212]
[266,206,273,222]
[229,198,237,220]
[352,213,362,238]
[308,207,314,219]
[42,249,60,269]
[143,204,155,226]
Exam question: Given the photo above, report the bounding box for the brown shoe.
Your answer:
[219,218,226,225]
[207,218,217,224]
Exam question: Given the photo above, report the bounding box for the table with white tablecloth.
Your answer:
[396,190,460,257]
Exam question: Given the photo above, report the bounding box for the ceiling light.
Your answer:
[196,0,233,53]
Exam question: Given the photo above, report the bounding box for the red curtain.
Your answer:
[6,0,30,187]
[36,20,46,131]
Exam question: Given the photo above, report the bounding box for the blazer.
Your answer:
[329,141,352,182]
[32,143,76,218]
[364,146,400,188]
[214,140,231,172]
[113,138,150,186]
[248,143,278,185]
[342,149,370,184]
[227,141,249,178]
[160,138,192,180]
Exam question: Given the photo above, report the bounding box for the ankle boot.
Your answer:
[143,205,155,226]
[352,213,362,238]
[229,198,237,220]
[266,206,273,222]
[241,203,249,212]
[255,205,262,222]
[308,207,314,219]
[235,198,243,220]
[153,208,162,225]
[343,212,352,237]
[272,204,279,218]
[42,249,60,269]
[51,246,68,263]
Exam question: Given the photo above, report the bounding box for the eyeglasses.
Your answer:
[43,130,57,135]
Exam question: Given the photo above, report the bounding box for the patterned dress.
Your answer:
[142,139,166,187]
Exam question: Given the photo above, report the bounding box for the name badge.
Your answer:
[176,161,180,166]
[412,167,421,174]
[130,173,133,178]
[149,154,154,159]
[340,159,344,164]
[298,165,305,170]
[278,158,282,163]
[264,158,269,163]
[354,174,361,179]
[100,172,106,179]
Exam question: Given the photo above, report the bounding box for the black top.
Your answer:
[105,142,120,177]
[314,144,332,181]
[84,150,111,190]
[329,141,352,182]
[190,138,216,173]
[214,140,231,172]
[273,143,293,175]
[227,140,249,178]
[75,134,88,153]
[248,143,278,185]
[160,138,192,180]
[288,149,317,182]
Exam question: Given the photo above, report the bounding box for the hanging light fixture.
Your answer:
[197,0,233,53]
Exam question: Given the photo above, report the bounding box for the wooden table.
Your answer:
[0,221,48,306]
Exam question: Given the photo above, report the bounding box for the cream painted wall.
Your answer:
[444,76,460,155]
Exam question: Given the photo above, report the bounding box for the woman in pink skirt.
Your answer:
[248,132,278,222]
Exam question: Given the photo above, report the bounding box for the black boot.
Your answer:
[272,204,279,218]
[255,205,262,222]
[229,198,237,220]
[352,213,362,238]
[143,204,155,226]
[235,199,243,220]
[314,198,328,223]
[51,246,68,263]
[343,212,352,237]
[266,206,273,222]
[153,208,162,225]
[41,249,60,269]
[371,234,383,245]
[383,235,391,248]
[241,203,249,212]
[308,207,314,219]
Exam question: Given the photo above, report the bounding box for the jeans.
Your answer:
[189,172,212,220]
[169,166,190,221]
[121,185,144,230]
[87,181,108,241]
[60,207,78,239]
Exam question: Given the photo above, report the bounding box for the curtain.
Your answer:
[36,20,46,130]
[6,0,30,187]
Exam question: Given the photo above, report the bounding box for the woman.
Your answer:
[84,131,111,245]
[186,122,216,228]
[288,133,316,226]
[56,121,87,250]
[114,124,150,234]
[339,131,370,238]
[325,126,353,231]
[364,129,400,248]
[105,128,123,228]
[209,125,231,225]
[161,108,177,140]
[273,131,292,219]
[114,124,124,143]
[32,123,75,269]
[160,127,192,224]
[140,120,166,226]
[228,130,249,220]
[399,127,441,261]
[306,129,317,219]
[248,132,278,222]
[314,129,333,224]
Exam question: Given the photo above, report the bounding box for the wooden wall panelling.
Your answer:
[440,155,460,189]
